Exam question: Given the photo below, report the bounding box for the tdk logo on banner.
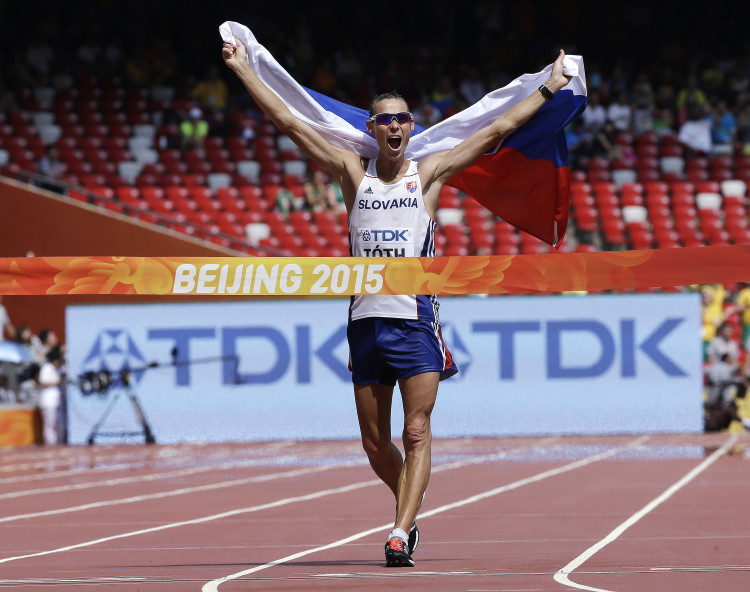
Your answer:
[83,317,686,388]
[473,318,687,379]
[82,330,148,384]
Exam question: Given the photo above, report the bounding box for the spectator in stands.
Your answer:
[735,282,750,351]
[192,64,230,113]
[0,72,19,113]
[565,118,593,171]
[652,108,675,137]
[606,91,632,132]
[15,324,46,362]
[431,75,457,115]
[736,101,750,149]
[676,74,708,125]
[703,352,750,432]
[581,89,607,132]
[711,100,737,153]
[38,344,65,445]
[27,39,54,81]
[37,328,59,359]
[459,67,486,106]
[632,79,655,136]
[76,34,102,73]
[592,120,637,167]
[16,362,40,405]
[706,321,740,365]
[123,47,150,87]
[328,179,345,212]
[0,374,15,404]
[36,145,65,182]
[412,95,442,128]
[180,107,209,151]
[147,39,178,87]
[702,284,727,359]
[275,186,299,218]
[678,100,713,155]
[312,59,338,97]
[0,296,16,341]
[303,170,332,212]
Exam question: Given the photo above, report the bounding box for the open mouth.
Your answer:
[387,136,402,150]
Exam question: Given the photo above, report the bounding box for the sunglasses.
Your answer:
[369,112,413,125]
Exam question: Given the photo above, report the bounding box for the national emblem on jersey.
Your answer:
[406,180,417,193]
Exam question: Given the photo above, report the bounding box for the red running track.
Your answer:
[0,433,748,591]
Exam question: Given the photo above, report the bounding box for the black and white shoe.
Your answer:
[408,491,425,554]
[408,518,419,554]
[385,537,414,567]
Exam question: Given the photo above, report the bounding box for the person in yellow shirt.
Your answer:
[701,284,726,360]
[735,282,750,351]
[180,107,209,151]
[192,65,230,112]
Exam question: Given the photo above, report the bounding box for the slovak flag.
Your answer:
[220,21,587,247]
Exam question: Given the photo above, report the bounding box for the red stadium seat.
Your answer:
[188,186,220,211]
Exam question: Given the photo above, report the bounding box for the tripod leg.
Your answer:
[86,391,124,445]
[128,393,156,444]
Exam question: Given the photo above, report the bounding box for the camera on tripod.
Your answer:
[77,368,136,396]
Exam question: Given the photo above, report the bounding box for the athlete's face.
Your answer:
[366,98,414,161]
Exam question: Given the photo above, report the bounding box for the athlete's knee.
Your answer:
[360,433,392,460]
[402,415,431,451]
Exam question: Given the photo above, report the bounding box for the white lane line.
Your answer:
[0,438,561,520]
[201,438,646,592]
[0,462,361,523]
[0,454,351,500]
[0,443,292,483]
[0,439,563,564]
[0,479,382,566]
[553,433,740,592]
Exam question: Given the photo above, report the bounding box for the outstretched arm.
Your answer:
[222,38,359,183]
[421,50,572,192]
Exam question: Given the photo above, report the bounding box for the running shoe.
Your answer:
[408,518,419,554]
[408,491,425,554]
[385,537,414,567]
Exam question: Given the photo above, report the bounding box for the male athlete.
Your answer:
[223,38,570,567]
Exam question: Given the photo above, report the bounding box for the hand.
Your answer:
[545,49,572,94]
[222,36,247,72]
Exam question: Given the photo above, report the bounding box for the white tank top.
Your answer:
[348,159,439,321]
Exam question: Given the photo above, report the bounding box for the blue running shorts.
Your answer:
[347,317,458,386]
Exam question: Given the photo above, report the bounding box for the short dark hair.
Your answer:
[369,91,408,117]
[46,344,62,363]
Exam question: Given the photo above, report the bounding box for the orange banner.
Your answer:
[1,247,750,296]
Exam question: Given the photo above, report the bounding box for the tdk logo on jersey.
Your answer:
[82,330,147,384]
[360,229,410,242]
[364,187,374,194]
[406,181,417,193]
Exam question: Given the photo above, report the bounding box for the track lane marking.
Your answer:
[0,479,383,566]
[553,433,740,592]
[0,438,561,522]
[0,438,560,564]
[0,454,354,500]
[201,437,647,591]
[0,462,363,523]
[0,442,295,484]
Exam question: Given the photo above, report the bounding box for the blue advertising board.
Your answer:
[65,293,703,444]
